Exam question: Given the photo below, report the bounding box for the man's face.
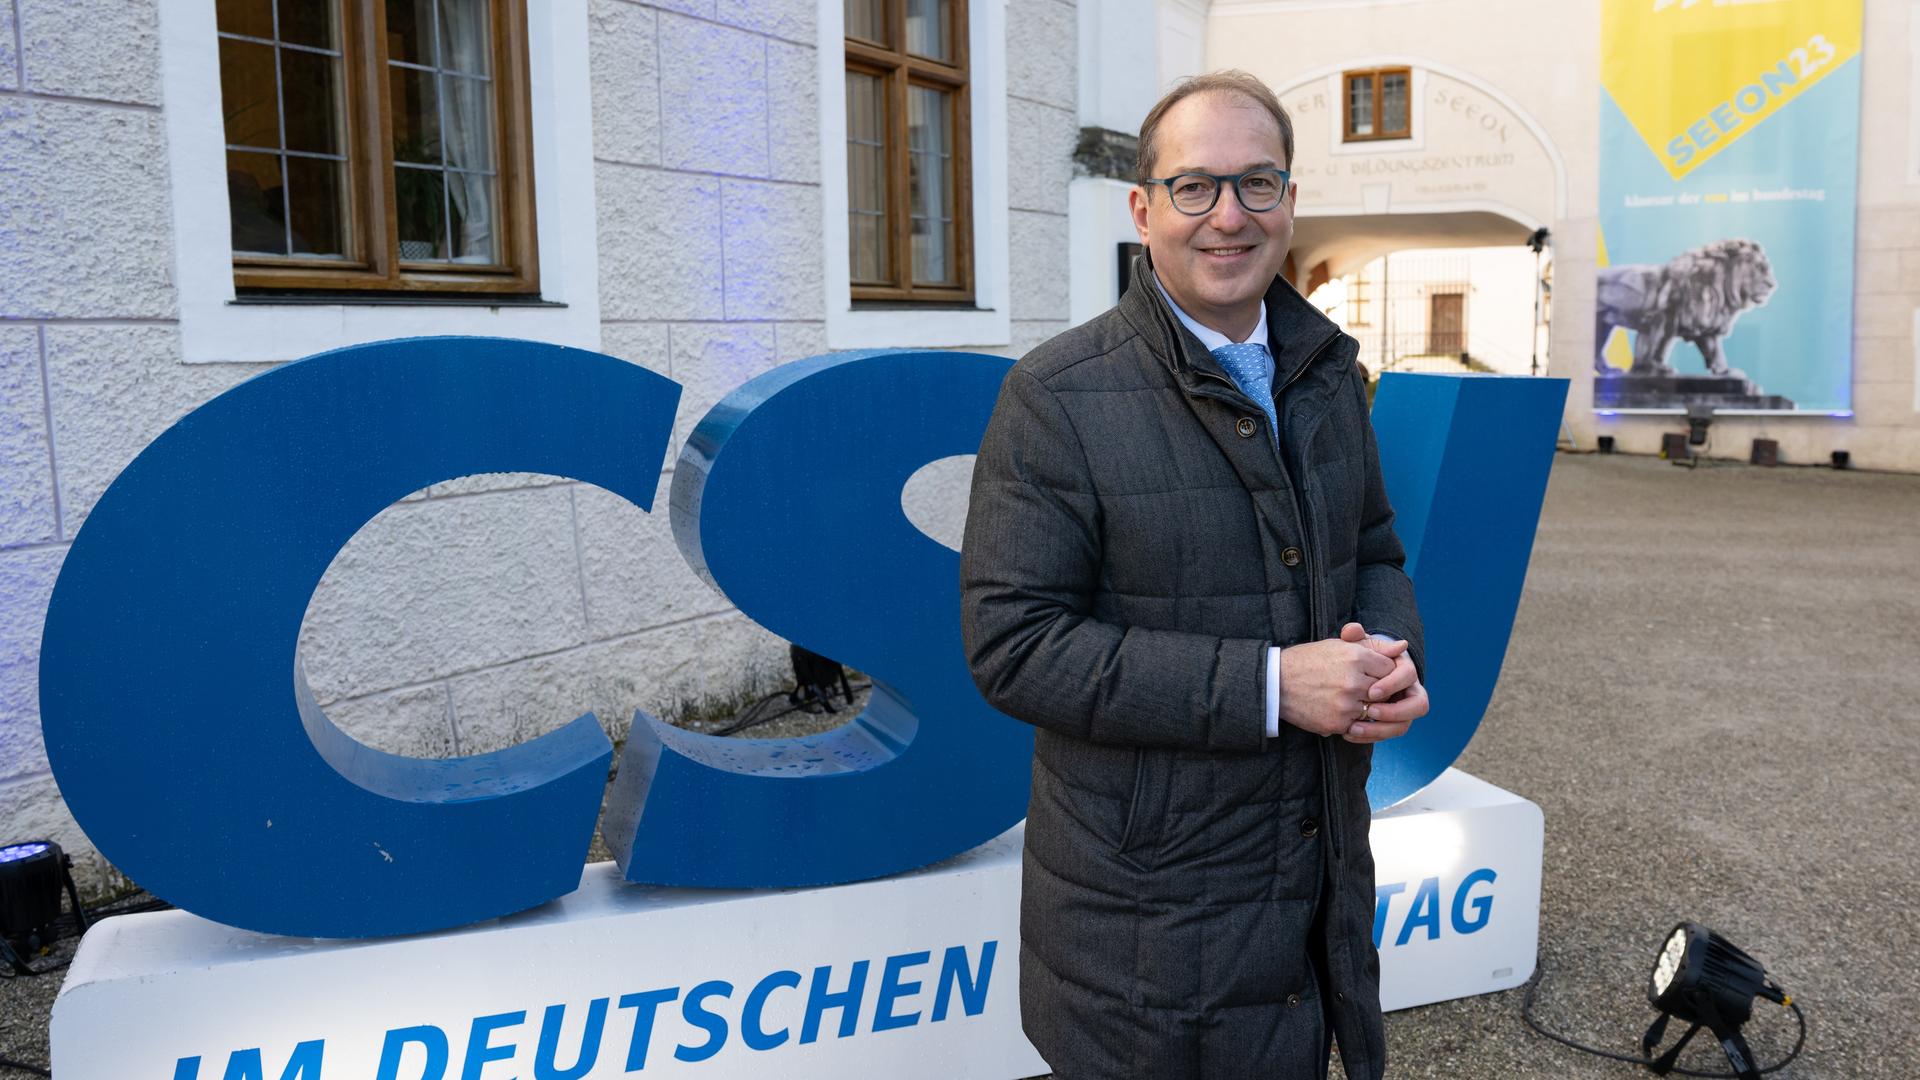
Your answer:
[1130,91,1296,339]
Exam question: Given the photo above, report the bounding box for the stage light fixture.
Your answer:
[1685,405,1714,446]
[1641,922,1789,1080]
[0,839,88,974]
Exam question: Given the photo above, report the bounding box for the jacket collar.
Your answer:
[1121,250,1344,397]
[1152,271,1270,355]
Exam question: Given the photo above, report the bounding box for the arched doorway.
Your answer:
[1271,59,1567,376]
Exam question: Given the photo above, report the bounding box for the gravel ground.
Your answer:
[5,452,1914,1078]
[1377,453,1920,1079]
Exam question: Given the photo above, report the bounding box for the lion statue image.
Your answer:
[1595,238,1776,378]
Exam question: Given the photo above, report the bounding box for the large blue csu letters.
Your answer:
[39,337,1562,939]
[603,351,1033,886]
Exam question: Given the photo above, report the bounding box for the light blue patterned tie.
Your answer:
[1212,343,1278,441]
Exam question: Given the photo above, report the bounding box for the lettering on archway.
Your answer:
[1277,66,1561,229]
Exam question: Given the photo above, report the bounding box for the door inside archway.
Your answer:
[1294,211,1550,378]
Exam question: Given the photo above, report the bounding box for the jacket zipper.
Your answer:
[1189,334,1348,863]
[1278,338,1347,865]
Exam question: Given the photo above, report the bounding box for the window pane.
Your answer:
[845,0,885,44]
[846,70,889,283]
[387,0,437,66]
[908,85,953,286]
[391,66,443,165]
[439,0,493,76]
[281,49,343,154]
[905,0,951,62]
[442,74,496,172]
[447,172,498,263]
[1382,72,1409,133]
[277,0,335,50]
[1347,75,1373,136]
[228,150,287,255]
[216,0,273,39]
[220,37,281,148]
[395,167,448,260]
[286,155,348,256]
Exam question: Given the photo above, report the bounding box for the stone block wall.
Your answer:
[0,0,1081,892]
[0,0,269,891]
[1004,0,1080,359]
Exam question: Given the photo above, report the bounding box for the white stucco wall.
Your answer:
[0,0,1080,890]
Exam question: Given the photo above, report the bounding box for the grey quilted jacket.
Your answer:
[960,254,1423,1079]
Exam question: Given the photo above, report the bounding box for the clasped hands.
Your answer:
[1277,622,1428,743]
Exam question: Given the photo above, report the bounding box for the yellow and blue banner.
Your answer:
[1596,0,1861,413]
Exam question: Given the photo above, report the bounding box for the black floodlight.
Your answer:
[0,842,62,938]
[1685,405,1714,445]
[0,839,88,973]
[1642,922,1788,1080]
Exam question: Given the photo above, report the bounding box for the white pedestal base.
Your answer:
[54,831,1047,1080]
[52,770,1542,1078]
[1372,768,1545,1011]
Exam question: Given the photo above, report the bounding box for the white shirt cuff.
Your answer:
[1265,645,1282,738]
[1268,633,1402,737]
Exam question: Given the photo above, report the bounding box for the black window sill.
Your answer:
[850,300,995,313]
[231,292,565,309]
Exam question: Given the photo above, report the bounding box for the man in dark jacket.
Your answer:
[960,70,1427,1080]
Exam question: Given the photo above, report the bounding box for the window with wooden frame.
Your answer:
[1346,273,1372,326]
[844,0,973,304]
[216,0,539,296]
[1343,67,1412,142]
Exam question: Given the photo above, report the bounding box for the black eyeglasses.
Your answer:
[1140,168,1292,215]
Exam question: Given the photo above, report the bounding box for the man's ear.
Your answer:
[1128,185,1152,246]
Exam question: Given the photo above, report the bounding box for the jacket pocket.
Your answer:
[1115,749,1171,871]
[1115,748,1147,856]
[1113,749,1152,864]
[1309,457,1364,569]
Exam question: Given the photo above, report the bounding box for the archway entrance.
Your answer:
[1291,211,1549,378]
[1269,61,1567,377]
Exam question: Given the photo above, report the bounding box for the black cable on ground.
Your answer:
[713,681,875,737]
[0,956,69,980]
[1520,965,1807,1077]
[711,690,793,737]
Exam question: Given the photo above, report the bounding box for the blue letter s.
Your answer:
[604,351,1034,886]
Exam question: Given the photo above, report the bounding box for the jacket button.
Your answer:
[1235,416,1258,438]
[1336,991,1347,1004]
[1281,546,1303,567]
[1300,817,1319,838]
[1286,993,1301,1008]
